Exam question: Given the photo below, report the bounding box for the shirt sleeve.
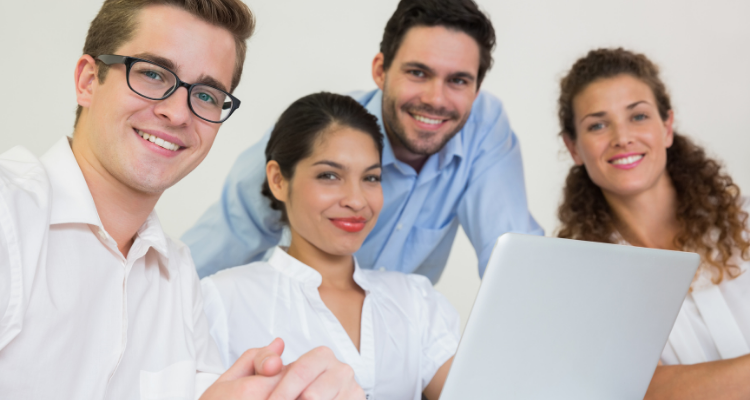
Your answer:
[181,130,284,278]
[456,93,544,277]
[0,146,50,351]
[407,274,460,390]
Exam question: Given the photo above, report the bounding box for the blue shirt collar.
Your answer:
[363,89,464,174]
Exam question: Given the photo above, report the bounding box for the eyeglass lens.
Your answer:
[128,61,234,122]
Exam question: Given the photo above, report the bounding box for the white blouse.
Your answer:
[660,257,750,365]
[615,209,750,366]
[201,246,460,400]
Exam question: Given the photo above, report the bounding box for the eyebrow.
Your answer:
[132,52,230,93]
[312,160,382,172]
[626,100,649,110]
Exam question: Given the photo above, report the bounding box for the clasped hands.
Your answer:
[201,338,365,400]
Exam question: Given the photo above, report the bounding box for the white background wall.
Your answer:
[1,0,749,331]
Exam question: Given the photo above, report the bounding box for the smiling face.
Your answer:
[74,4,236,194]
[373,25,480,157]
[270,126,383,257]
[564,74,674,198]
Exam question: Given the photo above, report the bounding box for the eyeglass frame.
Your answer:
[95,54,241,123]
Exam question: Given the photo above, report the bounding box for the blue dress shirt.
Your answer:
[183,89,543,283]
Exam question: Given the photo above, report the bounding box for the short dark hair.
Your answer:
[261,92,384,224]
[380,0,495,86]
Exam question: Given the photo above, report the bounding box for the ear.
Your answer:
[562,133,584,166]
[266,161,288,203]
[663,110,675,148]
[372,53,386,90]
[75,54,98,109]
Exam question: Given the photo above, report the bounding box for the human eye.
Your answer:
[317,172,338,181]
[407,69,425,78]
[140,69,164,82]
[364,174,381,183]
[193,90,217,106]
[632,113,648,122]
[450,77,468,86]
[587,122,605,132]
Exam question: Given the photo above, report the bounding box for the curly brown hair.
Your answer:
[556,48,749,283]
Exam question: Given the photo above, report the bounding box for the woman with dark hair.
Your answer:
[201,92,458,400]
[557,48,750,398]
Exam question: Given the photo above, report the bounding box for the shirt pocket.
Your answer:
[404,224,453,267]
[140,360,196,400]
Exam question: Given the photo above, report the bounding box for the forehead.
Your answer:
[575,75,656,112]
[114,4,236,89]
[308,127,380,162]
[392,25,480,73]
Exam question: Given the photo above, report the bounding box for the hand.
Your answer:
[200,338,365,400]
[199,338,286,400]
[267,345,365,400]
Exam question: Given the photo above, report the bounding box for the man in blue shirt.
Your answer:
[184,0,543,283]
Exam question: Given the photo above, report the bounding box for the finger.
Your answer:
[268,346,336,400]
[200,374,282,400]
[255,337,285,377]
[217,339,285,382]
[297,361,361,400]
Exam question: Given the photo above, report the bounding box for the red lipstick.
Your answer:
[330,217,367,233]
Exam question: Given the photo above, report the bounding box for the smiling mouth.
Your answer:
[609,154,644,165]
[410,113,446,126]
[135,129,181,151]
[330,217,367,233]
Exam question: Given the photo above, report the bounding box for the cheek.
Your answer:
[290,180,339,218]
[366,186,384,215]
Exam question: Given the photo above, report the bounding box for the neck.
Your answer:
[286,230,359,291]
[71,133,160,257]
[603,172,680,250]
[385,127,428,173]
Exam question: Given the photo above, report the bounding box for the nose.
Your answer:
[611,123,634,148]
[340,180,367,212]
[152,86,192,126]
[420,78,446,109]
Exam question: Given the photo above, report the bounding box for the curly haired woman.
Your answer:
[557,48,750,399]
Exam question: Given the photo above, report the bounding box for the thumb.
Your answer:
[255,337,285,376]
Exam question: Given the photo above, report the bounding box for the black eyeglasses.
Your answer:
[96,54,240,123]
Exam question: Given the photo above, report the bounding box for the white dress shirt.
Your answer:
[0,137,223,399]
[202,246,460,400]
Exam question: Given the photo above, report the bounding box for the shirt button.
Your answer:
[379,266,386,272]
[396,223,403,231]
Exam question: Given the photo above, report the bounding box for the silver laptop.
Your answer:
[440,233,699,400]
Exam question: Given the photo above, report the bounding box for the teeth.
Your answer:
[136,129,180,151]
[412,114,443,125]
[611,154,644,165]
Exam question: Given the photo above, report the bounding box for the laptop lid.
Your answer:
[440,233,699,400]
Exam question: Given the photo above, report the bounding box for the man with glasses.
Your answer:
[185,0,543,282]
[0,1,362,399]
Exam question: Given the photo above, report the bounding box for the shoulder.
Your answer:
[0,146,50,205]
[461,90,514,149]
[467,90,508,127]
[345,89,378,106]
[202,260,280,295]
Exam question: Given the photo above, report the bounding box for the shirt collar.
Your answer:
[364,89,465,173]
[267,246,371,291]
[40,136,170,260]
[40,137,102,227]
